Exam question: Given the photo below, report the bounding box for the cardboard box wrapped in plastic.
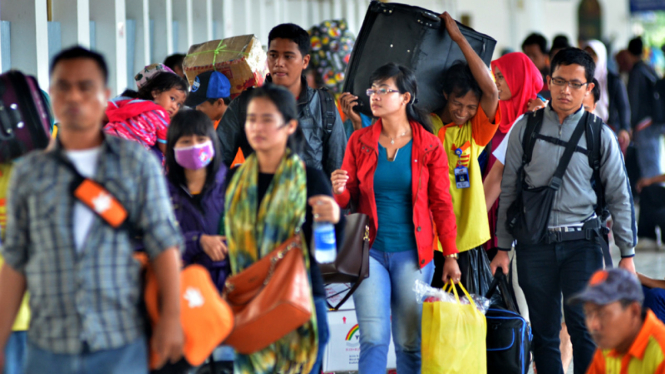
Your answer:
[183,35,268,99]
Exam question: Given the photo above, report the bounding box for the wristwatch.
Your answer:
[445,253,459,259]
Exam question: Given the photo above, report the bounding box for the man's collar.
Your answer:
[264,74,311,105]
[546,102,585,125]
[53,130,115,155]
[608,310,658,360]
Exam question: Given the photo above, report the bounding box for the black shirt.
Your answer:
[226,166,345,298]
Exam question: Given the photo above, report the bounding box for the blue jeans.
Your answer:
[353,249,434,374]
[517,239,603,374]
[309,296,330,374]
[644,286,665,324]
[25,337,148,374]
[3,331,27,374]
[635,124,665,179]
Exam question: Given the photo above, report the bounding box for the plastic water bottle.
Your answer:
[313,222,337,264]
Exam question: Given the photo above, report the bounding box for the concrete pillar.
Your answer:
[357,0,368,35]
[244,0,252,35]
[52,0,90,49]
[222,0,234,39]
[344,0,358,35]
[172,0,193,53]
[191,0,213,44]
[310,0,321,26]
[149,0,173,64]
[332,0,343,20]
[1,0,50,88]
[90,0,127,96]
[126,0,150,84]
[258,0,267,42]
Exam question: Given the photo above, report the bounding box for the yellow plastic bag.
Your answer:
[422,280,487,374]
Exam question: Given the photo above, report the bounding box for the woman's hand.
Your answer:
[309,195,341,224]
[199,235,228,262]
[340,93,362,130]
[331,169,349,195]
[527,98,546,112]
[441,256,462,284]
[440,12,465,44]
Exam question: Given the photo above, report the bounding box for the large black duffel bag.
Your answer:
[343,1,497,117]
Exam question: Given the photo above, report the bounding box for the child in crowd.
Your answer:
[164,109,229,293]
[104,64,188,156]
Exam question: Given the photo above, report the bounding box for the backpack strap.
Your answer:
[318,87,337,137]
[522,109,546,166]
[549,111,590,190]
[585,115,608,220]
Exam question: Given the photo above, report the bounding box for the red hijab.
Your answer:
[491,52,543,133]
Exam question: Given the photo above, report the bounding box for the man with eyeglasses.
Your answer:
[491,48,637,374]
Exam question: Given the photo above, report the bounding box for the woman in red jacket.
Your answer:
[331,63,460,374]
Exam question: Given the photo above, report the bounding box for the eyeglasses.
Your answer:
[551,77,589,90]
[366,88,400,96]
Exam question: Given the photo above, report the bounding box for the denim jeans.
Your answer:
[516,239,603,374]
[644,286,665,324]
[352,249,434,374]
[635,124,665,179]
[3,331,27,374]
[24,337,148,374]
[309,295,330,374]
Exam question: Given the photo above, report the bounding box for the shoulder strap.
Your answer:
[318,87,337,135]
[585,114,607,218]
[522,109,545,166]
[550,112,590,190]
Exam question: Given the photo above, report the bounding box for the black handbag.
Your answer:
[318,213,370,310]
[343,1,496,117]
[485,268,532,374]
[507,110,591,244]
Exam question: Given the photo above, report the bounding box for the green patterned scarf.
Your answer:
[224,150,318,374]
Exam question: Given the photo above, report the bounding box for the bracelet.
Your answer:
[445,253,458,259]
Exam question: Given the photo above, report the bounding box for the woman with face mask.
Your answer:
[165,109,229,292]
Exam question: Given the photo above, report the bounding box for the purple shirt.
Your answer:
[168,166,229,291]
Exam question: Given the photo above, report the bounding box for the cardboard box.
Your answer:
[183,35,268,99]
[322,309,396,373]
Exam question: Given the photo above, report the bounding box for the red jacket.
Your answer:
[335,119,458,267]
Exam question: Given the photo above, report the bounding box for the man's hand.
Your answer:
[617,129,630,153]
[151,315,184,368]
[199,235,228,262]
[441,257,462,284]
[309,195,341,224]
[619,257,636,274]
[439,12,465,44]
[490,250,511,276]
[339,93,362,130]
[636,177,654,193]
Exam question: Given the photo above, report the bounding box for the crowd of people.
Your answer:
[0,9,664,374]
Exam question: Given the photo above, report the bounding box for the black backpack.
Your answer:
[521,109,608,222]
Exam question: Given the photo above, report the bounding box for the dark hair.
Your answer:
[550,35,571,58]
[442,62,482,103]
[165,109,222,189]
[248,83,306,155]
[136,72,189,101]
[628,37,643,57]
[163,53,186,71]
[207,97,231,106]
[369,63,432,132]
[590,78,601,103]
[50,46,108,84]
[268,23,310,57]
[550,48,596,84]
[522,33,549,55]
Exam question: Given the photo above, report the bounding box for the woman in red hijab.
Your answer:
[483,52,544,255]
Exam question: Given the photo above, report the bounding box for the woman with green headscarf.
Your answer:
[224,83,343,374]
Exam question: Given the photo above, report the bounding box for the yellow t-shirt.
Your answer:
[0,163,30,331]
[434,106,500,252]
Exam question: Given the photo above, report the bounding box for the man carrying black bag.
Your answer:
[491,48,637,374]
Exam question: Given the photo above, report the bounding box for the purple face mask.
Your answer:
[174,140,215,170]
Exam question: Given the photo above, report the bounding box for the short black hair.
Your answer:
[550,47,596,84]
[165,109,222,189]
[163,53,186,71]
[207,97,231,106]
[268,23,310,57]
[442,62,482,103]
[522,33,549,55]
[50,46,108,85]
[550,35,571,58]
[628,37,643,57]
[590,78,601,103]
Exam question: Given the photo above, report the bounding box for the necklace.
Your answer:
[390,130,408,145]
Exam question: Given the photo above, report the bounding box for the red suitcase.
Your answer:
[0,70,52,162]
